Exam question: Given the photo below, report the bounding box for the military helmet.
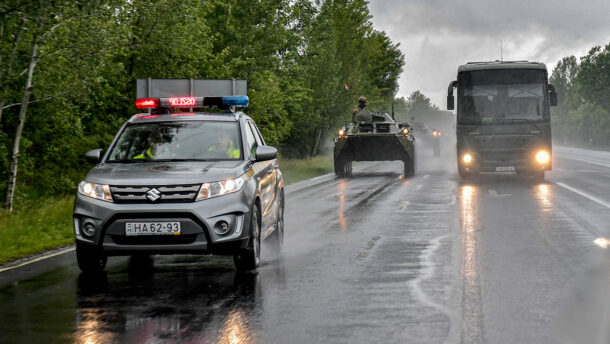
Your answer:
[358,96,367,102]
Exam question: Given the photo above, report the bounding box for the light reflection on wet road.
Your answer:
[1,146,610,343]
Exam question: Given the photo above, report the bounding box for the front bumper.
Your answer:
[73,188,253,256]
[458,149,552,173]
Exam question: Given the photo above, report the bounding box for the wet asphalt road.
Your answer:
[1,145,610,343]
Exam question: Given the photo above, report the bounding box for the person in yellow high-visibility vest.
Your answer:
[208,131,240,159]
[133,146,155,160]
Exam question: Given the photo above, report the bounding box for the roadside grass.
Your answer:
[279,155,334,185]
[0,156,334,265]
[0,197,74,264]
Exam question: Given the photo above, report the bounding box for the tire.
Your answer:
[234,204,261,271]
[459,169,479,181]
[344,161,353,177]
[403,157,415,177]
[76,243,107,274]
[532,170,545,181]
[334,157,345,177]
[269,192,284,254]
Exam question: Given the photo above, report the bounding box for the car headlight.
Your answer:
[401,128,409,136]
[535,150,550,164]
[78,181,113,202]
[197,176,245,201]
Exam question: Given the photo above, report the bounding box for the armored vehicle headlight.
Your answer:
[402,128,409,136]
[463,153,473,164]
[78,181,113,202]
[535,150,550,164]
[197,176,245,201]
[337,128,346,138]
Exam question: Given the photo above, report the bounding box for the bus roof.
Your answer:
[458,61,547,73]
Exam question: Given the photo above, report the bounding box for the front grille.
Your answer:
[473,135,530,151]
[110,184,200,204]
[111,234,198,245]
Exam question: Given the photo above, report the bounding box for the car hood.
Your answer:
[85,161,248,186]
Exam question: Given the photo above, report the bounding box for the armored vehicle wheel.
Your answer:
[334,157,345,177]
[334,158,352,177]
[234,204,261,271]
[76,243,107,274]
[403,158,415,177]
[344,161,353,177]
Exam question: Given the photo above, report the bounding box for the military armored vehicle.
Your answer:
[333,109,415,177]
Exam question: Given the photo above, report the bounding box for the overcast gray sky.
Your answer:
[368,0,610,108]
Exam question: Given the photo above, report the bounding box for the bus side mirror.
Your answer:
[550,91,557,106]
[548,84,558,106]
[447,95,455,110]
[447,80,457,110]
[85,149,102,164]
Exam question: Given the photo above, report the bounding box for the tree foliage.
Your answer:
[0,0,405,209]
[550,42,610,146]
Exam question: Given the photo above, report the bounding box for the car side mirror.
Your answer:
[85,149,102,164]
[255,146,278,162]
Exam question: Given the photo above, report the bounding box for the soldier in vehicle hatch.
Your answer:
[352,96,372,122]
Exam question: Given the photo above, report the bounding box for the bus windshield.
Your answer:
[458,69,549,124]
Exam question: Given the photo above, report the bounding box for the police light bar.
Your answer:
[135,98,159,109]
[136,96,249,109]
[222,96,249,107]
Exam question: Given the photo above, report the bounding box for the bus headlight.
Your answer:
[463,153,473,164]
[535,150,550,164]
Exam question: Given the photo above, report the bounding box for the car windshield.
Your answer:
[107,120,242,162]
[458,69,549,124]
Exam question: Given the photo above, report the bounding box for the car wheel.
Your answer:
[76,243,107,274]
[269,192,284,254]
[234,204,261,271]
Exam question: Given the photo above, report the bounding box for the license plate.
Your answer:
[125,222,181,236]
[495,166,516,172]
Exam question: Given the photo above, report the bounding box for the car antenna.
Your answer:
[391,102,395,120]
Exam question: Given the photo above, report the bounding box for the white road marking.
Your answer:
[423,174,430,179]
[557,182,610,209]
[0,246,75,273]
[488,189,511,198]
[415,184,423,191]
[555,154,610,168]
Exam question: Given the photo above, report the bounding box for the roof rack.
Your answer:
[466,60,538,65]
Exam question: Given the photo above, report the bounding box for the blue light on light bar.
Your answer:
[222,96,249,107]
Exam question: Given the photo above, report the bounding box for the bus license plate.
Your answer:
[126,222,181,236]
[496,166,516,172]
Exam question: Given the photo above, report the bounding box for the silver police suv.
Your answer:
[73,79,284,273]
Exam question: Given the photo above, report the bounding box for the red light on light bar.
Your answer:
[168,97,196,107]
[135,98,159,109]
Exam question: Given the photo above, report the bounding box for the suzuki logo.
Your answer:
[146,188,161,202]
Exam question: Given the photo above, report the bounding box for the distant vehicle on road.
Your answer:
[430,128,442,156]
[447,61,557,180]
[334,108,415,177]
[74,79,284,273]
